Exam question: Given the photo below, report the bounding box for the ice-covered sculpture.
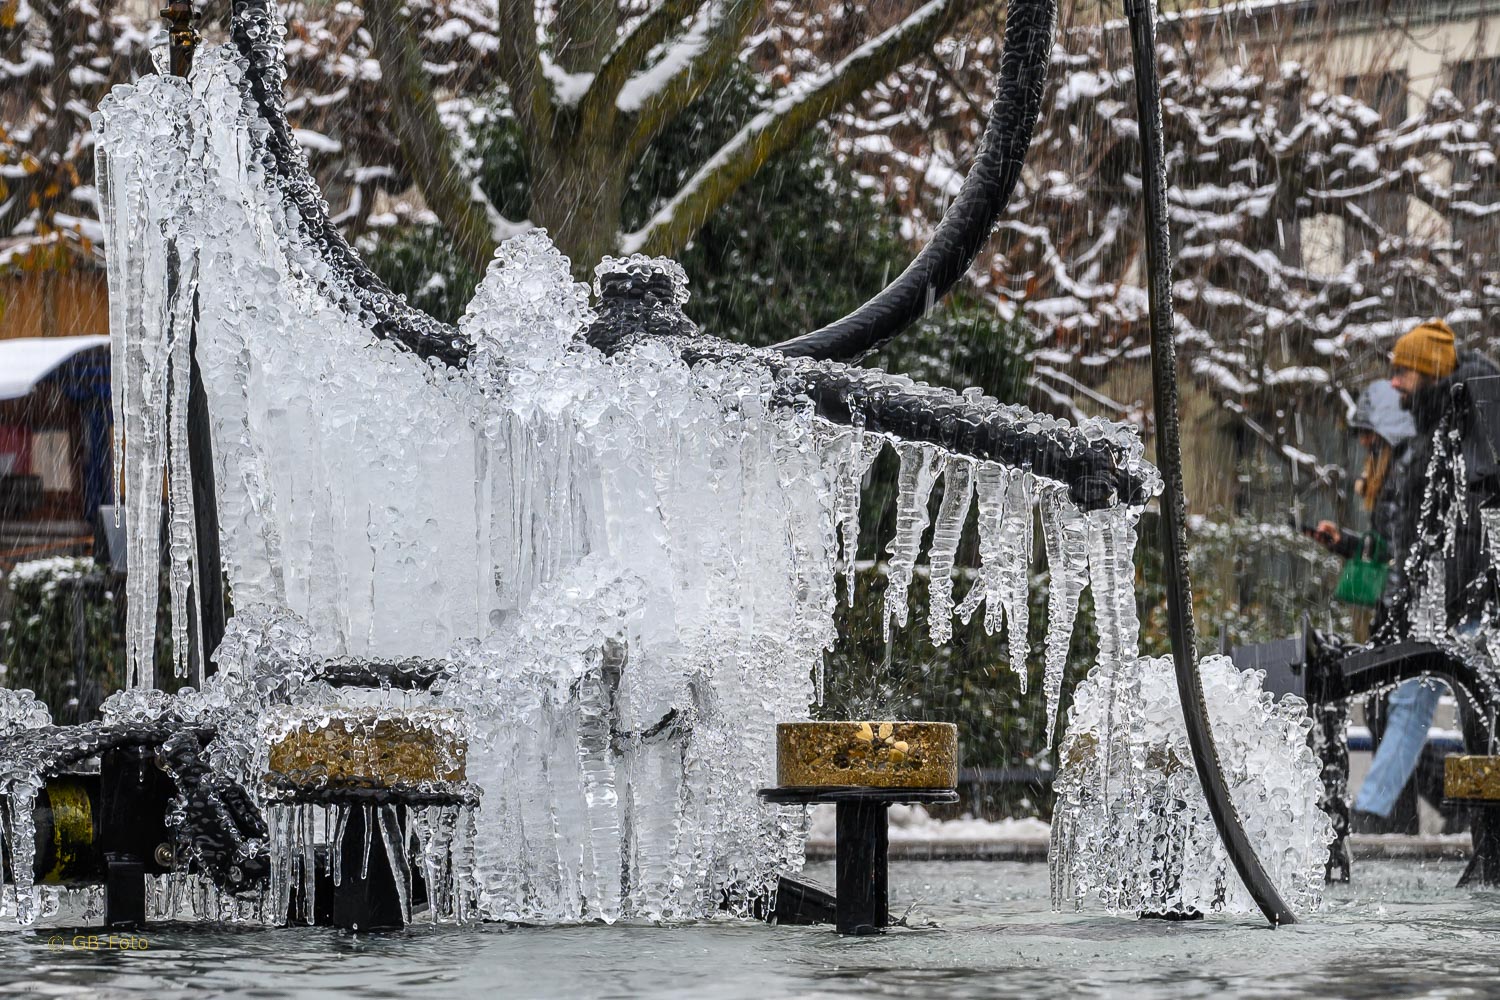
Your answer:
[0,2,1329,931]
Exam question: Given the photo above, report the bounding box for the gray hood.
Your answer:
[1350,379,1416,447]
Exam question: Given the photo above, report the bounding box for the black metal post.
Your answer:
[331,805,408,932]
[834,800,889,935]
[1459,807,1500,887]
[99,746,173,927]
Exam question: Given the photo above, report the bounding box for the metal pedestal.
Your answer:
[759,786,958,935]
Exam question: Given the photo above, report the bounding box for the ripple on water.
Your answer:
[1,860,1496,1000]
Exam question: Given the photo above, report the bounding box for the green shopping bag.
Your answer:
[1333,534,1388,607]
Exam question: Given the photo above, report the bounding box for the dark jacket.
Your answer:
[1332,380,1414,565]
[1383,351,1500,630]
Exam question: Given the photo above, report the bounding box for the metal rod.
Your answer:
[1125,0,1297,927]
[772,0,1057,362]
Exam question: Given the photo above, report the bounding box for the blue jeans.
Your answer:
[1352,677,1444,818]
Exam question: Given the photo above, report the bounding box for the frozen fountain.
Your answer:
[0,0,1338,935]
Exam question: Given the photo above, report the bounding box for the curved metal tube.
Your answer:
[1322,641,1497,754]
[229,0,467,367]
[1126,0,1296,926]
[772,0,1057,362]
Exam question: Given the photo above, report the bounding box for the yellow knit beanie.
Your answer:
[1390,319,1457,378]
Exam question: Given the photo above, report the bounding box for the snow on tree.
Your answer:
[0,0,150,263]
[814,10,1500,481]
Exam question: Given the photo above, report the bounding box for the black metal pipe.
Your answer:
[681,339,1145,509]
[1125,0,1296,927]
[228,0,466,367]
[1318,641,1497,754]
[588,271,1151,508]
[772,0,1057,362]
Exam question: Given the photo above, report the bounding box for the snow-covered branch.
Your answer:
[617,0,763,162]
[621,0,983,258]
[583,0,705,120]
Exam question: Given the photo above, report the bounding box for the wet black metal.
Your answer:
[585,269,699,354]
[758,786,958,936]
[1126,0,1297,927]
[100,746,174,927]
[265,784,478,808]
[157,730,272,892]
[228,0,467,367]
[314,658,451,691]
[1,720,272,903]
[836,800,889,935]
[772,874,838,926]
[1456,806,1500,887]
[772,0,1058,361]
[1311,641,1497,752]
[332,805,409,932]
[1233,632,1500,887]
[589,267,1149,510]
[1315,702,1352,883]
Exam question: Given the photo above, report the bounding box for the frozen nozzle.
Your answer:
[585,255,699,354]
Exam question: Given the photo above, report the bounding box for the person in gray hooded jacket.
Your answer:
[1312,378,1416,607]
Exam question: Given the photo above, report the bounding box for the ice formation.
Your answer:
[0,21,1326,929]
[1048,510,1332,917]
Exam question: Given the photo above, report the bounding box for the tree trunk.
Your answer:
[530,135,627,281]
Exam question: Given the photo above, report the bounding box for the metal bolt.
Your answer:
[154,843,176,868]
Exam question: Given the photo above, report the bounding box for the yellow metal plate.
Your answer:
[776,721,958,789]
[1444,755,1500,802]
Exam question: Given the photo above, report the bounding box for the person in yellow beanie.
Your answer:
[1388,318,1457,406]
[1348,318,1497,834]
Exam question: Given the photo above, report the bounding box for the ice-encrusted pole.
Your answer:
[166,0,227,680]
[1126,0,1295,927]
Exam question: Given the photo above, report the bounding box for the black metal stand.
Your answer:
[99,747,175,927]
[759,786,957,935]
[1450,799,1500,888]
[330,804,408,932]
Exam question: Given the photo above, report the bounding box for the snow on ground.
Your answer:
[808,804,1051,844]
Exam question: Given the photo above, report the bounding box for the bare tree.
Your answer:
[357,0,997,277]
[0,0,149,258]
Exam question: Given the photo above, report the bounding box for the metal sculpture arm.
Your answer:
[229,0,467,368]
[1126,0,1296,927]
[223,0,1140,506]
[772,0,1057,362]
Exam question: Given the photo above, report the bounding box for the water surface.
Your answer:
[2,860,1494,999]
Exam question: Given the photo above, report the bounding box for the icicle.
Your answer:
[331,803,348,888]
[835,430,883,605]
[956,463,1003,628]
[166,250,203,681]
[1084,504,1143,789]
[882,444,945,641]
[927,457,974,645]
[1039,488,1089,748]
[5,777,42,925]
[998,471,1036,690]
[360,804,374,881]
[576,650,622,921]
[377,805,413,926]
